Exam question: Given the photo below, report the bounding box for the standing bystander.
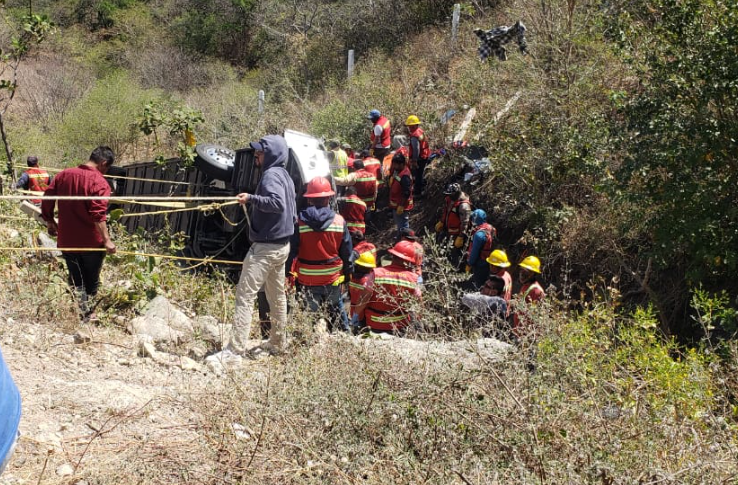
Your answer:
[41,146,117,321]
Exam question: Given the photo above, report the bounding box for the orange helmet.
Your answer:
[388,240,416,263]
[304,176,335,198]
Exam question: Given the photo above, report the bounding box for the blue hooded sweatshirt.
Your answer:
[248,135,297,243]
[0,347,21,470]
[290,205,354,276]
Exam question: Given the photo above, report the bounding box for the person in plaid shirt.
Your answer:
[474,21,528,62]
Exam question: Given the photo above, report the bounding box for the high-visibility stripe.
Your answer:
[299,265,342,275]
[347,221,365,228]
[344,199,366,207]
[367,313,407,323]
[349,281,366,291]
[299,223,344,233]
[374,277,416,289]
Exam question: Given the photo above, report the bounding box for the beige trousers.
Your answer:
[230,241,290,354]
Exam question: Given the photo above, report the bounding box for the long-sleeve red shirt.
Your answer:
[41,165,110,249]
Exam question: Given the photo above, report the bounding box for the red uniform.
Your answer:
[349,272,374,321]
[353,169,378,210]
[494,268,513,304]
[443,197,468,235]
[296,214,346,286]
[408,127,430,162]
[340,195,367,234]
[513,281,546,333]
[466,223,496,263]
[41,165,110,249]
[388,166,414,210]
[365,264,421,332]
[25,167,51,203]
[371,115,391,149]
[362,157,382,182]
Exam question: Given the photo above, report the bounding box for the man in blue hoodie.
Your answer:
[218,135,297,359]
[0,346,21,476]
[290,176,353,332]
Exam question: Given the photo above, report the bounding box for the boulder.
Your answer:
[193,315,230,346]
[127,296,193,344]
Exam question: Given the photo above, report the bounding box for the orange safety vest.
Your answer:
[370,116,391,148]
[26,167,50,203]
[353,169,377,208]
[340,194,367,234]
[365,265,419,331]
[388,166,414,210]
[443,197,469,235]
[409,127,431,160]
[467,223,496,263]
[296,213,346,286]
[349,271,374,320]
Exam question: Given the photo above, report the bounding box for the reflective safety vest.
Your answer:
[331,149,349,178]
[365,265,419,331]
[389,167,413,210]
[296,213,346,286]
[443,197,469,235]
[467,223,496,263]
[26,167,50,203]
[354,169,377,208]
[409,127,431,160]
[349,271,374,320]
[362,157,382,182]
[354,240,377,257]
[495,268,513,304]
[513,281,546,332]
[371,116,391,148]
[340,194,367,234]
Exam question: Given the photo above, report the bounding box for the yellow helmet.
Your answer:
[405,115,421,126]
[519,255,542,274]
[355,252,377,269]
[486,249,511,268]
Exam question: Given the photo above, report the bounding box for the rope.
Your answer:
[118,200,241,219]
[12,165,199,187]
[0,246,243,266]
[0,195,239,202]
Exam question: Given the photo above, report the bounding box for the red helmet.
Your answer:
[388,240,416,263]
[304,176,335,198]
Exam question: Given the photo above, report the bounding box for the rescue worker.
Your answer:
[351,230,377,259]
[16,156,51,205]
[465,209,496,289]
[339,186,367,234]
[388,151,414,237]
[341,143,356,160]
[359,150,383,185]
[334,159,378,212]
[514,255,546,335]
[405,115,431,199]
[368,109,391,160]
[349,252,376,332]
[435,183,472,267]
[327,140,349,179]
[399,228,424,284]
[486,249,513,306]
[290,176,353,332]
[461,275,508,328]
[365,240,422,334]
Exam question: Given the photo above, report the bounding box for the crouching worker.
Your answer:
[349,252,376,333]
[365,241,421,335]
[291,177,353,333]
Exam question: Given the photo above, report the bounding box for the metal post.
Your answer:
[258,90,265,114]
[348,49,355,78]
[451,3,461,46]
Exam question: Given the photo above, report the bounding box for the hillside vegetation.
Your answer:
[0,0,737,482]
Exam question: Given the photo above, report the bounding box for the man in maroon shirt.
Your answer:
[41,146,116,320]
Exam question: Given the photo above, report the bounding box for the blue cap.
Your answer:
[367,109,381,120]
[471,209,487,225]
[249,141,264,151]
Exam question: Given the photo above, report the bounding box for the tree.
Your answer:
[613,0,738,321]
[0,4,53,187]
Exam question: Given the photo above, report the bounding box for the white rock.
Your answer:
[179,357,203,372]
[55,464,74,477]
